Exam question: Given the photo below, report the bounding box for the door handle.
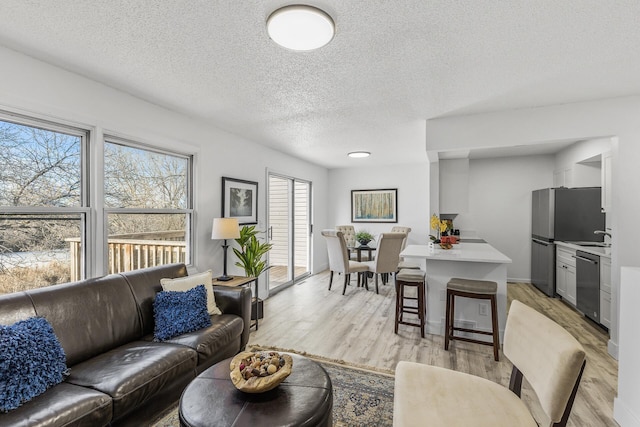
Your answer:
[573,255,598,264]
[268,226,273,240]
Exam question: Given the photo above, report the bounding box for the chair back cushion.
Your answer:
[321,230,348,273]
[503,300,586,423]
[335,225,356,247]
[373,232,405,273]
[391,226,412,253]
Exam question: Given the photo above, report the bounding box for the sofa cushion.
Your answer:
[161,270,222,315]
[66,341,197,421]
[120,263,189,336]
[0,317,68,412]
[153,285,212,341]
[26,275,142,367]
[0,292,37,326]
[161,314,244,367]
[0,383,112,427]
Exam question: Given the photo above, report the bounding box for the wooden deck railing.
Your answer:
[67,231,186,281]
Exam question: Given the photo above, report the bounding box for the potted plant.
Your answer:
[355,230,374,247]
[233,225,273,278]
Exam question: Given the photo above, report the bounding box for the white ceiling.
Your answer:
[0,1,639,168]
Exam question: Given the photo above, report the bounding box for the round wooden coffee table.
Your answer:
[179,353,333,427]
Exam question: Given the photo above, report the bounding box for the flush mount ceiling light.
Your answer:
[267,5,335,51]
[348,151,371,158]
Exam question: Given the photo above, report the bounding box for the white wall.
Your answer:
[615,267,640,427]
[459,155,555,282]
[0,45,330,298]
[328,163,430,247]
[425,96,640,425]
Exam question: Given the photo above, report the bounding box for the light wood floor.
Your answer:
[248,270,618,427]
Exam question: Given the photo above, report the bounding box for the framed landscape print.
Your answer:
[351,188,398,223]
[222,177,258,224]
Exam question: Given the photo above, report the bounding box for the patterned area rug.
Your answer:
[150,346,394,427]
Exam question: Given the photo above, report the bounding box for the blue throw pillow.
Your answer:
[153,284,212,341]
[0,317,68,413]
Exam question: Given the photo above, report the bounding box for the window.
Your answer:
[103,138,193,274]
[0,114,87,295]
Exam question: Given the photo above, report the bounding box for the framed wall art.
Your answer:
[351,188,398,223]
[222,177,258,224]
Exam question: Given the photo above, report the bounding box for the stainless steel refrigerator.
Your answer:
[531,187,605,296]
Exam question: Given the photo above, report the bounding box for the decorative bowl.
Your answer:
[230,351,293,393]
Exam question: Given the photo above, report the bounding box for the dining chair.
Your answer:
[391,226,420,270]
[321,230,368,295]
[362,232,405,294]
[394,300,586,427]
[335,224,370,261]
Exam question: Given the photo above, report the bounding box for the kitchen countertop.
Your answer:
[401,242,512,264]
[555,241,611,258]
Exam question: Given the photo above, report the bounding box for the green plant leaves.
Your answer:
[233,225,273,277]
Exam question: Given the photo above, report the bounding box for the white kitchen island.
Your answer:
[400,242,512,340]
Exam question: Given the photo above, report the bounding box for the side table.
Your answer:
[213,276,261,330]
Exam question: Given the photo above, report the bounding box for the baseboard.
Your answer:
[614,397,639,427]
[608,339,619,360]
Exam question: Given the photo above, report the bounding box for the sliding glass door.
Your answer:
[267,173,311,292]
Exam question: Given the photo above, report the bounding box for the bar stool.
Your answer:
[444,277,500,361]
[395,269,426,337]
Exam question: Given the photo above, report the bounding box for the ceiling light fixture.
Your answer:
[348,151,371,158]
[267,5,335,51]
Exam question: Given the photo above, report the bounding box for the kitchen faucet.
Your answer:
[594,230,612,238]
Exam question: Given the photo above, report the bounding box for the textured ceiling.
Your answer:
[0,1,639,168]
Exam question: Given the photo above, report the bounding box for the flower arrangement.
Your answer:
[429,214,449,243]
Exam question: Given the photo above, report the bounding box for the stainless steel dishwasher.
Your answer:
[575,250,600,323]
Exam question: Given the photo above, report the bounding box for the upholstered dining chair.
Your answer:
[362,232,405,294]
[335,225,370,261]
[394,300,586,427]
[321,230,368,295]
[390,226,420,270]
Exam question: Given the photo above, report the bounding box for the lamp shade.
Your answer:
[211,218,240,240]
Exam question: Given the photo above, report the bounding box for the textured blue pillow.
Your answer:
[153,284,212,341]
[0,317,68,412]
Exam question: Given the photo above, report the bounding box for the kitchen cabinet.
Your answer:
[600,256,612,329]
[553,167,573,188]
[556,246,577,306]
[601,151,612,213]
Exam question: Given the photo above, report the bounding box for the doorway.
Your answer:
[267,173,312,292]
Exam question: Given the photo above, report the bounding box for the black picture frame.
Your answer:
[351,188,398,223]
[222,177,258,225]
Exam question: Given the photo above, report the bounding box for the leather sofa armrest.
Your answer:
[213,286,252,350]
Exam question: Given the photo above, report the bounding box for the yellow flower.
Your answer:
[439,220,448,233]
[430,214,440,231]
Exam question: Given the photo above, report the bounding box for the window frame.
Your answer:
[102,135,195,271]
[0,109,91,280]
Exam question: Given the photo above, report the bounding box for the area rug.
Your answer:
[150,345,394,427]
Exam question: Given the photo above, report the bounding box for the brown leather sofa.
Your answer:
[0,263,251,427]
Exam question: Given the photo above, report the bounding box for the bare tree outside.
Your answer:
[0,119,192,295]
[0,119,83,293]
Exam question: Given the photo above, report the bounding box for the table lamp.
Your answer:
[211,218,240,281]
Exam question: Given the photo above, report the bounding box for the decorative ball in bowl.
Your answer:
[230,351,293,393]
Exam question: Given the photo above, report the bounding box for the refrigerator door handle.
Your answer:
[532,238,552,246]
